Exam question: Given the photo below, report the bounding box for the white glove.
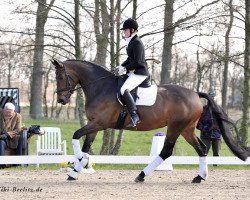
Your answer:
[117,65,126,75]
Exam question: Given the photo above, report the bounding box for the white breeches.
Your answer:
[120,72,147,95]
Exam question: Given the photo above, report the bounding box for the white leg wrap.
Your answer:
[143,156,164,176]
[68,168,78,179]
[76,152,89,170]
[74,156,89,172]
[71,139,90,173]
[72,139,83,159]
[67,153,90,179]
[198,156,208,179]
[82,152,90,159]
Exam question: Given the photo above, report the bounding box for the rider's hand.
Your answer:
[117,65,126,75]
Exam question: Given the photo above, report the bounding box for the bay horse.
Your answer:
[52,59,248,183]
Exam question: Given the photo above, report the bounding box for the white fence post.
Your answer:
[150,132,173,170]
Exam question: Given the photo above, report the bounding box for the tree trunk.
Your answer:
[172,46,179,85]
[222,0,234,110]
[93,0,109,65]
[56,104,63,118]
[196,48,202,92]
[159,0,220,85]
[100,129,113,155]
[43,65,52,118]
[241,0,250,145]
[74,0,85,127]
[7,46,12,88]
[50,86,56,118]
[132,0,137,19]
[111,129,124,155]
[160,0,174,84]
[93,0,114,155]
[30,0,55,119]
[110,0,115,67]
[115,0,121,66]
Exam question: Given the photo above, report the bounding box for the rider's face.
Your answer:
[123,28,135,38]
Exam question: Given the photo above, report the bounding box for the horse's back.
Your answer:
[157,84,201,104]
[156,84,202,120]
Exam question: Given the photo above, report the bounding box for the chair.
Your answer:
[36,127,67,167]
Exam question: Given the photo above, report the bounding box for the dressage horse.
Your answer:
[52,59,248,183]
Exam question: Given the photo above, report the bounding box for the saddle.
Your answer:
[115,75,157,129]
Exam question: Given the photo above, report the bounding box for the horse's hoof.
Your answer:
[134,175,144,183]
[67,175,77,181]
[191,175,205,183]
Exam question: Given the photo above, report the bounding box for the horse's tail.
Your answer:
[198,92,249,161]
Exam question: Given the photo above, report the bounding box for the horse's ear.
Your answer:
[51,59,63,68]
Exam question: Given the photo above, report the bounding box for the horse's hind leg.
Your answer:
[182,129,208,183]
[81,132,98,153]
[135,128,180,183]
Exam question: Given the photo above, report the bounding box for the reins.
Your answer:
[56,62,116,94]
[56,59,159,94]
[84,74,115,86]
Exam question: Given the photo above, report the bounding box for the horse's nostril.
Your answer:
[58,99,64,104]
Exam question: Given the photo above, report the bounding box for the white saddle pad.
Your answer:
[136,85,157,106]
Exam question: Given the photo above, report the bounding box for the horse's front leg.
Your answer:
[67,123,99,181]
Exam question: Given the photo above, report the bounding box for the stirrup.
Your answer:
[127,116,141,127]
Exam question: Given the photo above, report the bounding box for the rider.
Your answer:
[117,18,151,127]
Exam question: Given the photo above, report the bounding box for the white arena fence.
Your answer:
[0,133,249,167]
[0,155,249,166]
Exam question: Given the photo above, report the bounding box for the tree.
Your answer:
[74,0,85,127]
[160,0,220,84]
[240,0,250,145]
[222,0,234,110]
[161,0,174,84]
[93,0,109,65]
[30,0,55,119]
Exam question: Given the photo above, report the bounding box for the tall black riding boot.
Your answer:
[123,89,141,127]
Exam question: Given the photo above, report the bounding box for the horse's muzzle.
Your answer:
[58,96,69,105]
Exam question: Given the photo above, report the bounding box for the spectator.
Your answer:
[0,102,22,156]
[197,91,221,166]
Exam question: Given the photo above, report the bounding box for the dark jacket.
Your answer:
[197,105,221,140]
[122,35,150,76]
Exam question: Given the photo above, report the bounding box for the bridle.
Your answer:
[55,64,80,97]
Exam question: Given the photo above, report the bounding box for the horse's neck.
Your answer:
[74,62,116,99]
[79,61,111,83]
[71,61,104,83]
[80,76,116,102]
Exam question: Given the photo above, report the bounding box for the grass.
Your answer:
[19,118,249,170]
